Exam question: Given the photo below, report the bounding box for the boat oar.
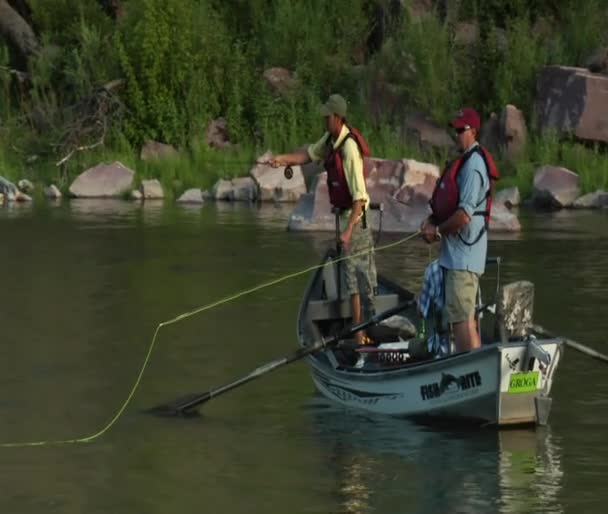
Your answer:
[147,299,416,417]
[532,324,608,364]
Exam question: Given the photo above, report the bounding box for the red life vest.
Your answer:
[324,127,370,209]
[430,145,499,244]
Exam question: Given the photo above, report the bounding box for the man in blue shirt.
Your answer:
[421,108,489,353]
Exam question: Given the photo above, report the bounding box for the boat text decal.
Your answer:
[507,371,539,393]
[312,370,403,406]
[420,371,482,401]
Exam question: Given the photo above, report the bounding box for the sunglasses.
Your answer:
[455,126,471,134]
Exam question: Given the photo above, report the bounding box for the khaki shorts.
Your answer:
[342,220,377,312]
[444,269,479,324]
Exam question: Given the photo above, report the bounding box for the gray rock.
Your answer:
[140,140,178,161]
[69,161,135,198]
[262,67,300,96]
[403,113,456,153]
[532,166,580,209]
[206,118,232,149]
[130,190,143,201]
[177,188,204,203]
[490,203,521,232]
[18,179,34,193]
[394,159,440,206]
[232,177,258,202]
[365,158,406,205]
[480,113,501,152]
[495,186,520,209]
[380,196,430,233]
[288,193,333,232]
[0,176,19,199]
[140,179,164,199]
[500,105,527,162]
[286,154,521,233]
[572,190,608,209]
[212,177,257,202]
[212,179,234,200]
[454,21,479,46]
[586,47,608,74]
[406,0,434,20]
[44,184,62,199]
[536,66,608,144]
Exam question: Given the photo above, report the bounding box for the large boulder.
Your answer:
[379,196,429,233]
[250,154,307,202]
[365,158,406,204]
[69,161,135,198]
[395,159,441,206]
[480,107,527,161]
[532,166,580,209]
[536,66,608,144]
[287,156,521,233]
[403,113,456,153]
[288,193,333,232]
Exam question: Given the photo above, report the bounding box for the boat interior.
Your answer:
[299,250,540,371]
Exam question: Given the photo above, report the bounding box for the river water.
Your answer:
[0,200,606,514]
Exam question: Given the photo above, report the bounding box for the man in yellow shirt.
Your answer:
[271,94,377,344]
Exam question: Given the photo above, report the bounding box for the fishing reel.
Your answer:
[284,165,293,180]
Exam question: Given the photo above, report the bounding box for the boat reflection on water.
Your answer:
[308,397,564,514]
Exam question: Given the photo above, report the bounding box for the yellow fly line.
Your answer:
[0,231,421,448]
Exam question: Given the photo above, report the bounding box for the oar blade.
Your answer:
[145,392,208,417]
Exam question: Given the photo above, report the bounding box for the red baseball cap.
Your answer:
[449,107,481,130]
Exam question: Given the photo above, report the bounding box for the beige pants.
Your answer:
[444,269,480,324]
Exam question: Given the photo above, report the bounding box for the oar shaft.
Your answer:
[163,300,414,414]
[532,324,608,364]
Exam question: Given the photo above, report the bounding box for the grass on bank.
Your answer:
[1,124,607,200]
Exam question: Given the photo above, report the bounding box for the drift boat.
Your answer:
[297,250,563,426]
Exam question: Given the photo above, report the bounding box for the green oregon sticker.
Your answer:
[508,371,539,393]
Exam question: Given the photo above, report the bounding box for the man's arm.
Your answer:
[271,133,328,167]
[422,160,485,242]
[340,199,366,246]
[270,150,311,167]
[340,139,368,247]
[421,210,470,242]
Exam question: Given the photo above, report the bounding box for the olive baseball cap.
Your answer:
[319,94,347,117]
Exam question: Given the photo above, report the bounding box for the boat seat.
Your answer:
[494,280,534,343]
[307,293,401,321]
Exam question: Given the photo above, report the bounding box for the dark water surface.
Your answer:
[0,201,607,514]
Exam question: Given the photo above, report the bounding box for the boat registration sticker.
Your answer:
[508,371,539,393]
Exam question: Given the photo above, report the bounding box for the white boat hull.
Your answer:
[307,340,563,425]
